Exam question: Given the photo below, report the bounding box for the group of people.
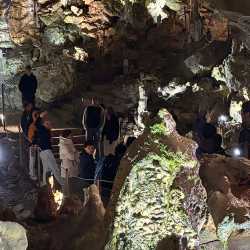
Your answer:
[19,65,133,197]
[195,101,250,159]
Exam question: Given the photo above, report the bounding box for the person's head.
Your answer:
[84,141,95,155]
[43,119,52,130]
[24,102,33,112]
[62,129,72,138]
[25,65,32,75]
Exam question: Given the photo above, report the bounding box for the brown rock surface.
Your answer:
[34,185,57,221]
[200,155,250,244]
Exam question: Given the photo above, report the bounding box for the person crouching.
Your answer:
[59,130,79,180]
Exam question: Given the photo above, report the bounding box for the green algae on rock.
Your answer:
[105,109,206,250]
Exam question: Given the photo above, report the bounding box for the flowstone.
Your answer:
[105,109,207,250]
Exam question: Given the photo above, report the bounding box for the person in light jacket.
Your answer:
[59,129,79,179]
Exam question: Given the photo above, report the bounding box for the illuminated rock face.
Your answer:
[106,110,207,249]
[8,0,39,45]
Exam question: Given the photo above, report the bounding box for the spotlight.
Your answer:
[218,115,228,123]
[233,148,241,157]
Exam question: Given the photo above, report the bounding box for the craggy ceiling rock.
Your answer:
[212,52,250,94]
[8,0,39,45]
[105,109,207,249]
[184,41,230,76]
[206,0,250,16]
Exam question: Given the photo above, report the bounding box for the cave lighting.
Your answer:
[0,114,5,125]
[233,148,241,157]
[48,175,64,211]
[218,115,228,124]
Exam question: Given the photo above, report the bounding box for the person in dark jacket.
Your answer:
[82,99,105,157]
[19,65,38,106]
[20,102,33,137]
[37,117,63,187]
[100,144,127,199]
[102,107,120,156]
[79,141,96,184]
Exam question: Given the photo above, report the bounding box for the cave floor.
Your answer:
[0,134,37,215]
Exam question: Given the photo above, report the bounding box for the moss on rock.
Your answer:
[105,109,203,250]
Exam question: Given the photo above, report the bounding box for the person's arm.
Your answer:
[19,76,24,92]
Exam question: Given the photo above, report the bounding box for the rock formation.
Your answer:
[105,109,207,249]
[200,155,250,248]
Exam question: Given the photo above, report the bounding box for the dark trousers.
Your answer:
[22,94,35,106]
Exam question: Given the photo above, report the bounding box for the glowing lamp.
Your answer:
[233,148,241,157]
[218,115,228,123]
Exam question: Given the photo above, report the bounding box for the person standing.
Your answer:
[79,141,96,185]
[36,117,63,188]
[102,107,120,156]
[59,129,79,179]
[19,65,38,106]
[82,99,105,157]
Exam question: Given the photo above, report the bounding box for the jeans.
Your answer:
[40,149,63,188]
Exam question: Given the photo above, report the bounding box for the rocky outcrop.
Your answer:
[34,186,57,221]
[184,41,230,76]
[105,109,207,249]
[8,0,39,45]
[200,155,250,248]
[0,221,28,250]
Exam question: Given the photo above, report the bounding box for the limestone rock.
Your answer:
[35,57,75,103]
[8,0,39,45]
[0,221,28,250]
[60,196,83,216]
[71,6,83,16]
[105,109,207,249]
[200,155,250,245]
[34,186,57,221]
[184,41,230,76]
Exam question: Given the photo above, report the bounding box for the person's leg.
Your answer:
[47,150,63,187]
[40,150,49,186]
